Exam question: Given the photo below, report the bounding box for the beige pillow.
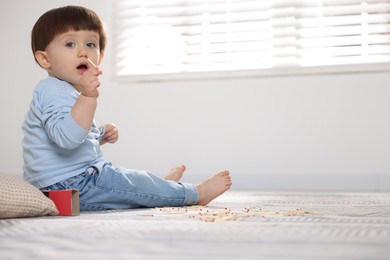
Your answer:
[0,172,59,218]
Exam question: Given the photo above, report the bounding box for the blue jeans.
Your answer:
[43,165,198,211]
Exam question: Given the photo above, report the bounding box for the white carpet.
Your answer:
[1,191,389,259]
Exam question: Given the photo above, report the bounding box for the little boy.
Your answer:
[22,5,231,211]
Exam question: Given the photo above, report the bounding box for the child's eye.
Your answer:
[87,42,96,48]
[65,42,76,48]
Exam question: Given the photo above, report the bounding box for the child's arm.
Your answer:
[71,64,102,130]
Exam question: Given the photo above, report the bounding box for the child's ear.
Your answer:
[98,51,104,65]
[34,51,50,69]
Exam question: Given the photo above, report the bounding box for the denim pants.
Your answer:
[43,164,198,211]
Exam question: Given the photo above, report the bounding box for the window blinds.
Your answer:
[113,0,390,79]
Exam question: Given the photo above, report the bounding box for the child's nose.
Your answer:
[78,47,88,58]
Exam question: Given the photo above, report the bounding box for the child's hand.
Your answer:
[79,65,102,98]
[100,123,119,145]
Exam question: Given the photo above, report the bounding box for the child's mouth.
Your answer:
[77,63,88,71]
[77,64,88,70]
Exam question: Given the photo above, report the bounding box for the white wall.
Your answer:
[1,0,389,191]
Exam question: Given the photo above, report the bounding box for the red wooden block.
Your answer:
[44,190,80,216]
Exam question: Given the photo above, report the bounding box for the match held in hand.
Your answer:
[87,57,97,68]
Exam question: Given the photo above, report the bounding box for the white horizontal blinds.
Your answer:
[113,0,390,77]
[113,0,273,76]
[292,0,390,67]
[183,1,273,72]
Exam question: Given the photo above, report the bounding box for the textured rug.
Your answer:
[1,191,390,259]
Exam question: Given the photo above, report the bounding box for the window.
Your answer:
[113,0,390,81]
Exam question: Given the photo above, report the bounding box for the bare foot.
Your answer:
[164,165,186,181]
[196,170,232,206]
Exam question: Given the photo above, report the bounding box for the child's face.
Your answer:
[38,30,102,90]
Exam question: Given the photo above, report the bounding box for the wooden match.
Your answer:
[87,57,97,68]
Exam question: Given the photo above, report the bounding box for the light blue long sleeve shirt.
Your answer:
[22,76,106,189]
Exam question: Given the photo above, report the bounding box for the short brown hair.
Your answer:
[31,6,107,64]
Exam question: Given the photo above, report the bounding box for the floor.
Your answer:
[1,191,390,259]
